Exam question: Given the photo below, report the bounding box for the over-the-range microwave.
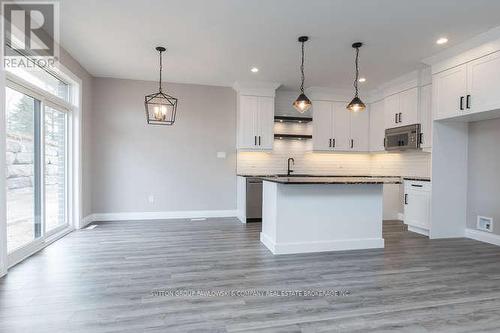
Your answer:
[384,124,422,151]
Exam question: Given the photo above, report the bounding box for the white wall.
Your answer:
[467,118,500,235]
[90,78,237,215]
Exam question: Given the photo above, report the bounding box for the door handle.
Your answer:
[460,96,464,110]
[404,194,408,205]
[466,94,471,109]
[258,136,261,146]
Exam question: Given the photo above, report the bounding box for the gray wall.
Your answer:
[467,118,500,235]
[91,78,237,214]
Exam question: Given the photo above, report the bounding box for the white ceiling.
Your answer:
[60,0,500,90]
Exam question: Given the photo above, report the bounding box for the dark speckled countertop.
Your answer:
[256,176,402,185]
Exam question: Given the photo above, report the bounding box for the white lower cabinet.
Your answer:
[404,180,431,236]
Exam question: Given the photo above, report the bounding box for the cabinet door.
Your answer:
[332,102,351,151]
[312,101,333,151]
[384,94,400,128]
[257,96,275,149]
[432,64,467,120]
[399,87,419,126]
[420,85,432,148]
[350,108,369,151]
[467,51,500,114]
[369,100,385,152]
[404,188,431,230]
[238,95,258,149]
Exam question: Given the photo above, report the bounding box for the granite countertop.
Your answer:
[257,176,402,185]
[403,177,431,182]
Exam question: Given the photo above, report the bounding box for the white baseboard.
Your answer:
[408,225,430,236]
[465,228,500,246]
[81,210,238,224]
[260,232,384,255]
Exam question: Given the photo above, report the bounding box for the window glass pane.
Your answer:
[5,87,41,252]
[7,65,69,101]
[45,106,67,231]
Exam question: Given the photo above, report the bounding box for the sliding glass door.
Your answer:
[5,86,69,254]
[44,105,67,234]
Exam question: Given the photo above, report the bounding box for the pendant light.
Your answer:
[347,42,366,112]
[292,36,312,113]
[144,46,178,125]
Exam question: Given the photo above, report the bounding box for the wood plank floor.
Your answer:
[2,219,500,332]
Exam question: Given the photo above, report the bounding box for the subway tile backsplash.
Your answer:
[237,139,431,177]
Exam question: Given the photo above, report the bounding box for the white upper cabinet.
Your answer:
[312,101,334,151]
[349,106,369,152]
[467,51,500,114]
[432,64,467,120]
[432,50,500,121]
[257,96,275,149]
[384,94,400,128]
[312,101,369,152]
[333,102,351,151]
[384,87,419,128]
[399,88,419,126]
[419,84,432,148]
[237,95,275,150]
[369,100,385,152]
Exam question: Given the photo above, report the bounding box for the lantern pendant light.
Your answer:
[347,42,366,113]
[144,46,178,125]
[292,36,312,113]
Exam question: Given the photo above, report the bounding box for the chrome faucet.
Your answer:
[287,158,295,176]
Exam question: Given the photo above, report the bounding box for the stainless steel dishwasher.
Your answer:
[246,178,262,222]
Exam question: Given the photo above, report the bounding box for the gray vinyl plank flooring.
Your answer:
[1,218,500,332]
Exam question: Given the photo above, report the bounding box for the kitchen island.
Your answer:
[258,176,401,254]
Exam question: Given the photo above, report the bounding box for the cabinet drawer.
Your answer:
[404,180,431,192]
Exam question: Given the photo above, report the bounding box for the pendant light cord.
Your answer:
[300,40,305,93]
[158,50,163,93]
[353,46,359,97]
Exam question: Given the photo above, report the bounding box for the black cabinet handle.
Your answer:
[460,96,464,110]
[351,139,354,149]
[395,113,398,123]
[329,138,332,147]
[332,138,336,148]
[399,113,402,123]
[254,136,257,145]
[383,138,386,147]
[419,133,423,145]
[258,136,261,145]
[404,194,408,205]
[466,94,471,109]
[411,184,423,188]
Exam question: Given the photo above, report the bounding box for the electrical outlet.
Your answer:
[217,152,226,159]
[148,195,155,204]
[477,216,493,232]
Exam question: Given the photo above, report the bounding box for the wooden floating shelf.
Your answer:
[274,116,312,123]
[274,134,312,140]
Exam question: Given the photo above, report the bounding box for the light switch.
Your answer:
[217,152,226,159]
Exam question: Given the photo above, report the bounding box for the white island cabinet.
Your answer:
[259,176,401,255]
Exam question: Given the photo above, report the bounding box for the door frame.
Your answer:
[1,61,82,271]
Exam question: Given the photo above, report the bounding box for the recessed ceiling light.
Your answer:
[358,77,366,83]
[251,67,259,73]
[436,37,448,45]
